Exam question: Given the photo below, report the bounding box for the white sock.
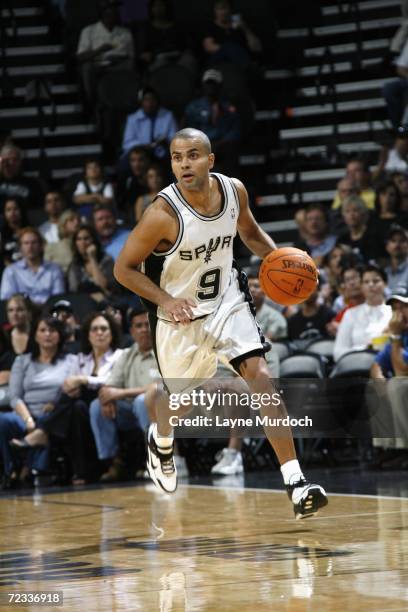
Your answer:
[153,423,174,454]
[280,459,304,486]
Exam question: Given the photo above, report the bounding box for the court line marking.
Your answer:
[179,483,408,502]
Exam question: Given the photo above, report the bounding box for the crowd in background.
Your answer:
[0,0,407,487]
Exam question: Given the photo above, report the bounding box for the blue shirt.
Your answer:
[122,107,178,158]
[0,258,65,304]
[102,228,131,261]
[385,260,408,293]
[375,331,408,377]
[184,97,241,142]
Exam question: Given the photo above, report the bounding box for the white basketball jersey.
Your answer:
[142,173,240,320]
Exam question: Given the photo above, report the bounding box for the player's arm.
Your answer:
[233,178,277,259]
[113,199,195,325]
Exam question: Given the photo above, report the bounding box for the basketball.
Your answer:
[259,247,318,305]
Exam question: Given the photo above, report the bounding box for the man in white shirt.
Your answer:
[39,191,65,244]
[76,0,134,107]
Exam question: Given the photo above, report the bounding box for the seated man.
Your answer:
[89,307,188,480]
[287,289,335,347]
[76,0,134,109]
[0,227,64,304]
[92,203,130,261]
[370,288,408,468]
[247,272,287,340]
[39,191,66,244]
[331,158,375,211]
[384,225,408,293]
[294,203,337,267]
[0,143,45,212]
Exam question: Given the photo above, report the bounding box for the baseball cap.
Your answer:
[386,286,408,305]
[202,69,223,84]
[51,299,73,314]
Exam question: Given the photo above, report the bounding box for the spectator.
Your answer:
[44,209,80,273]
[287,289,335,345]
[333,265,392,362]
[139,0,197,75]
[134,163,166,222]
[0,227,64,304]
[374,131,408,178]
[92,204,130,261]
[76,0,134,109]
[13,312,123,485]
[202,0,262,68]
[319,244,353,307]
[116,146,150,220]
[39,191,65,244]
[67,224,119,302]
[330,177,358,233]
[121,87,178,160]
[49,299,80,353]
[96,300,132,347]
[370,288,408,468]
[383,36,408,129]
[332,159,375,210]
[0,327,14,387]
[247,273,287,340]
[327,264,364,337]
[5,294,33,356]
[183,69,241,175]
[336,195,381,262]
[372,182,404,251]
[294,203,337,266]
[89,307,160,481]
[0,198,28,265]
[0,144,45,212]
[384,225,408,292]
[0,316,75,489]
[73,158,114,220]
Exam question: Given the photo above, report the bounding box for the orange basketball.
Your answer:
[259,247,318,306]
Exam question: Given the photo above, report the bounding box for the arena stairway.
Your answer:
[1,0,401,250]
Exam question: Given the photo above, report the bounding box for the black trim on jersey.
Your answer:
[141,254,166,316]
[147,313,171,394]
[230,349,267,374]
[172,173,227,221]
[152,191,184,257]
[230,178,240,214]
[233,261,271,355]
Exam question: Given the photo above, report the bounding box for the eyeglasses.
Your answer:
[90,325,110,333]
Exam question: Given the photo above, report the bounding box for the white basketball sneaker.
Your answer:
[211,448,244,475]
[146,424,177,494]
[286,478,328,519]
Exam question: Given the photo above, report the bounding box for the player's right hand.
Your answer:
[161,297,196,325]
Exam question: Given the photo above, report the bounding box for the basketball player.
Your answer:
[114,128,328,519]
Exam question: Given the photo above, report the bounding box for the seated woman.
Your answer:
[0,316,75,489]
[5,293,33,355]
[333,264,392,362]
[72,158,114,220]
[336,195,381,262]
[134,163,166,222]
[372,180,405,256]
[44,209,80,273]
[12,312,123,485]
[67,224,119,302]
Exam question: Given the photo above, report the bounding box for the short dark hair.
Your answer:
[30,316,67,363]
[386,223,408,243]
[375,180,401,215]
[80,312,121,354]
[92,203,115,217]
[304,203,329,223]
[171,128,212,154]
[128,305,147,326]
[347,157,370,173]
[340,263,364,283]
[362,263,387,283]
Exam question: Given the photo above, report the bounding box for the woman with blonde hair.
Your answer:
[5,293,33,355]
[44,209,80,273]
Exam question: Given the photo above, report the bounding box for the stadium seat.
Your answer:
[279,354,325,379]
[306,338,335,360]
[329,350,377,379]
[271,341,291,362]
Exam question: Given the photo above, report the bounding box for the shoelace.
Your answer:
[161,456,175,475]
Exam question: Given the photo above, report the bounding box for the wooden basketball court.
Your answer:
[0,480,407,611]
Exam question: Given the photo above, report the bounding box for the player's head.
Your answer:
[170,128,214,191]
